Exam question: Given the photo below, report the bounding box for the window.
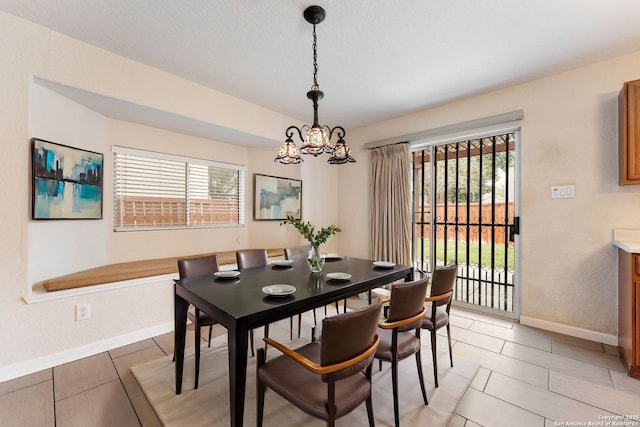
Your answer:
[113,146,245,230]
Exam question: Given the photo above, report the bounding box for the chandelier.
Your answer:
[274,5,356,165]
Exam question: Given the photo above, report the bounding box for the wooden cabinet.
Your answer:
[619,79,640,185]
[618,250,640,378]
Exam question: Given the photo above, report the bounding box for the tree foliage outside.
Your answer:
[414,134,515,205]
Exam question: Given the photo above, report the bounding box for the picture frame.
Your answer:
[31,138,103,220]
[254,173,302,220]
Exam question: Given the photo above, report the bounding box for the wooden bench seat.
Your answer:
[40,249,285,292]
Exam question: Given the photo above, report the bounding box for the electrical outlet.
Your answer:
[76,303,91,321]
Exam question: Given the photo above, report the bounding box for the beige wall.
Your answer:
[340,52,640,341]
[3,9,640,380]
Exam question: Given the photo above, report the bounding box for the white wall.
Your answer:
[340,52,640,342]
[28,83,110,283]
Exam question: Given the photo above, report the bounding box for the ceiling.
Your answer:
[3,0,640,146]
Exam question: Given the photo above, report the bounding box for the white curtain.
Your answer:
[369,143,411,265]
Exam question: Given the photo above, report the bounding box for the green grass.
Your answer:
[416,239,514,270]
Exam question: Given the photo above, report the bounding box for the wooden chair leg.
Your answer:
[297,313,302,338]
[194,310,201,389]
[430,329,439,388]
[207,325,213,348]
[250,329,255,357]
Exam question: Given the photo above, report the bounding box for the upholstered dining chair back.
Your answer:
[236,249,268,270]
[386,276,430,331]
[429,263,457,306]
[284,244,312,262]
[319,301,381,381]
[178,254,220,278]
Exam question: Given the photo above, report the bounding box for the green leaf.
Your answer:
[281,214,341,248]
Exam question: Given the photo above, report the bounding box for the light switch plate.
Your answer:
[550,185,575,199]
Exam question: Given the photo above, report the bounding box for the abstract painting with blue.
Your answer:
[31,138,103,219]
[254,174,302,220]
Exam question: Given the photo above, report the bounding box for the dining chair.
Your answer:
[177,254,220,389]
[236,249,270,356]
[375,277,430,427]
[257,302,382,427]
[421,263,457,388]
[284,244,312,262]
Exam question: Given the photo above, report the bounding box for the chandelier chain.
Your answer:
[312,23,319,90]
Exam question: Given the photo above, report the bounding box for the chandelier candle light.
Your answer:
[274,5,356,165]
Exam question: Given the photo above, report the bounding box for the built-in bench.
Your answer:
[39,249,285,292]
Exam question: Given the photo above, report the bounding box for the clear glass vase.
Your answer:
[307,246,325,273]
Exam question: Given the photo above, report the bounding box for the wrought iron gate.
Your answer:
[412,132,518,314]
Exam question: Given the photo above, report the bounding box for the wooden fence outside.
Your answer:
[114,197,239,227]
[415,201,515,245]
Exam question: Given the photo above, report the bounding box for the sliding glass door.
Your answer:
[412,131,519,316]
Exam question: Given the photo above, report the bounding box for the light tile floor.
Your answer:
[1,306,639,426]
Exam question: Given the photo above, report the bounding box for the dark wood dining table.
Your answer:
[173,256,413,427]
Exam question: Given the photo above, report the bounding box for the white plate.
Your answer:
[326,272,352,281]
[373,261,395,268]
[272,260,294,267]
[262,284,296,296]
[214,271,240,279]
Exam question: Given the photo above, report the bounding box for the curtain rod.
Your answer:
[365,110,524,150]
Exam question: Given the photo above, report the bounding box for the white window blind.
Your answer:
[113,146,245,230]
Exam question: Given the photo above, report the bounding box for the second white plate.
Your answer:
[262,284,296,296]
[214,271,240,279]
[373,261,395,268]
[326,272,352,281]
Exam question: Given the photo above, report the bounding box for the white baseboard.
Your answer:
[520,315,618,346]
[0,321,174,383]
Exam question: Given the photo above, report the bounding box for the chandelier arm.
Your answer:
[286,126,306,143]
[327,126,346,141]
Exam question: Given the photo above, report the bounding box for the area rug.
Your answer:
[131,336,479,427]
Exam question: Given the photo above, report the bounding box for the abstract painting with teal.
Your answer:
[32,138,103,219]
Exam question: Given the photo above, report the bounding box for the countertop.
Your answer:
[613,229,640,253]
